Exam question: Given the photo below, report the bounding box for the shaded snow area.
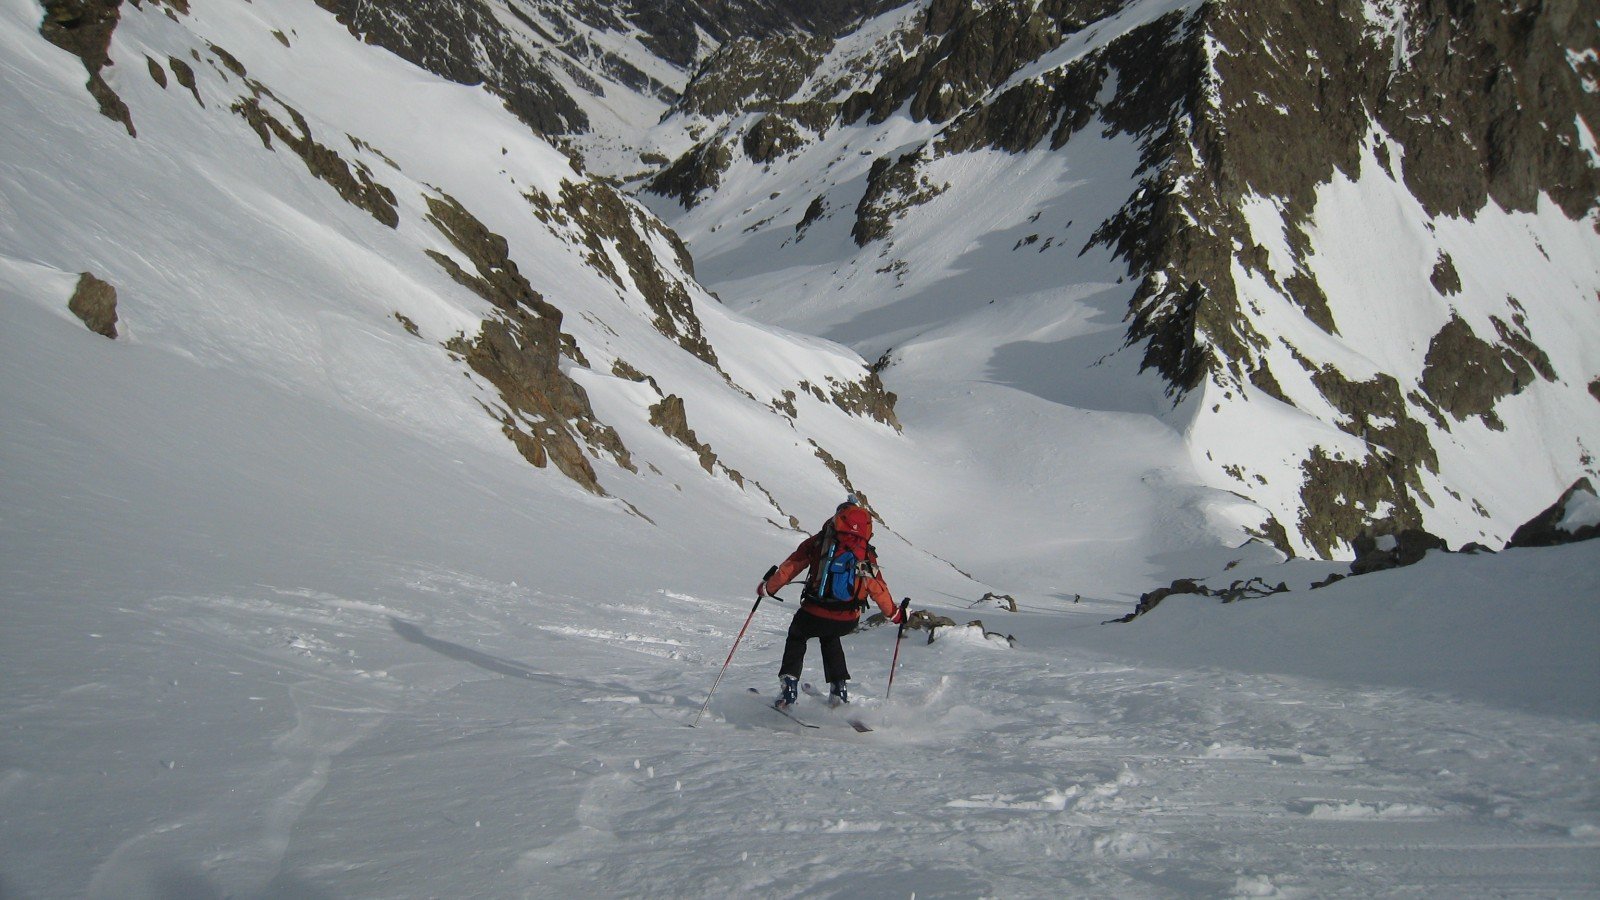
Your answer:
[2,1,1597,898]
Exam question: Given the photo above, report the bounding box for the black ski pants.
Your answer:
[779,607,858,684]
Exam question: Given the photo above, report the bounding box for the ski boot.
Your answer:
[828,680,850,707]
[775,675,799,710]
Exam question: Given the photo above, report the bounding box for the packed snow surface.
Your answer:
[2,0,1597,898]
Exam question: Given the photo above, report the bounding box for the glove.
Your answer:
[889,598,910,625]
[889,595,915,624]
[757,565,779,598]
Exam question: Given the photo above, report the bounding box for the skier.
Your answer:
[757,495,905,709]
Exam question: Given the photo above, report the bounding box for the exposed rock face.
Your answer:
[644,25,849,208]
[67,272,118,338]
[38,0,135,136]
[167,55,204,106]
[743,114,807,164]
[844,0,1086,127]
[1349,529,1450,576]
[647,140,736,210]
[852,151,946,247]
[1507,478,1600,548]
[1294,367,1437,558]
[542,180,722,371]
[823,372,900,431]
[308,0,898,140]
[627,0,901,66]
[425,192,631,492]
[652,99,839,208]
[1418,315,1555,431]
[634,0,1596,557]
[232,80,400,228]
[649,394,719,474]
[678,33,832,118]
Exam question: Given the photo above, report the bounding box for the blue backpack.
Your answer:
[824,547,860,601]
[804,521,871,612]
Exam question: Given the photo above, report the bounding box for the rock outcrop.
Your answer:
[1507,479,1600,548]
[67,272,118,338]
[38,0,135,136]
[426,192,631,493]
[233,80,400,228]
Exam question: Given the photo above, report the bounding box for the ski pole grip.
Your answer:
[761,565,786,602]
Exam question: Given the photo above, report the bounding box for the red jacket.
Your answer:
[763,506,898,622]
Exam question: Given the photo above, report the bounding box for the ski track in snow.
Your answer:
[1,0,1597,896]
[7,564,1593,899]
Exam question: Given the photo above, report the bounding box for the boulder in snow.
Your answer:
[1507,478,1600,548]
[1349,529,1449,576]
[67,272,118,339]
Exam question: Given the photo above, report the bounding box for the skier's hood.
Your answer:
[833,506,872,541]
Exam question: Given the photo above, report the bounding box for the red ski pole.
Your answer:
[690,568,780,727]
[885,598,911,700]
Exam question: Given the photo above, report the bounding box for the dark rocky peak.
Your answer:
[312,0,593,136]
[677,32,835,118]
[1063,0,1600,405]
[1189,0,1600,222]
[629,0,906,67]
[1069,0,1598,556]
[307,0,905,141]
[840,0,1126,126]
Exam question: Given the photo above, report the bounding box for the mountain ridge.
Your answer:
[9,0,1599,569]
[632,0,1600,557]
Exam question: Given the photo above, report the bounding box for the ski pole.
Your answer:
[690,567,780,727]
[885,598,911,700]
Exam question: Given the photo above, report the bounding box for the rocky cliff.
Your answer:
[638,0,1600,558]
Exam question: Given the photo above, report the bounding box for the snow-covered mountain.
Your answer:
[14,0,987,578]
[636,0,1600,558]
[4,1,1598,897]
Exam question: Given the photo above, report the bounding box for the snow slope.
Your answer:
[643,0,1600,559]
[5,468,1597,897]
[2,0,1597,897]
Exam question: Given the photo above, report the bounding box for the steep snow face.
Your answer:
[1162,0,1600,556]
[1207,142,1600,556]
[0,0,981,603]
[643,0,1600,558]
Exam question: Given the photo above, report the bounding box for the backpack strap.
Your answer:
[800,521,837,603]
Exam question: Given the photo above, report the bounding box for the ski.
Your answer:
[802,683,873,732]
[748,687,819,728]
